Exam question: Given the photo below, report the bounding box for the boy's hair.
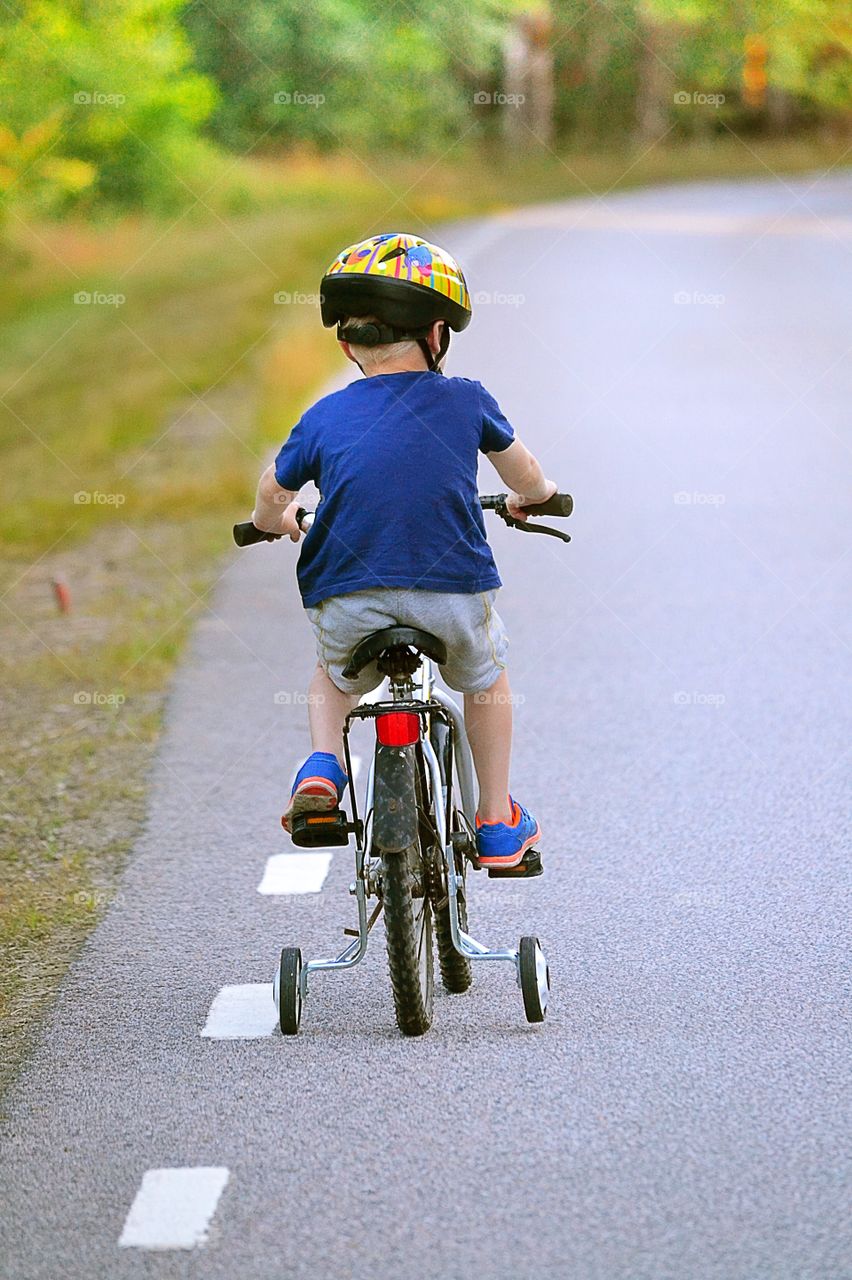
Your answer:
[340,314,422,371]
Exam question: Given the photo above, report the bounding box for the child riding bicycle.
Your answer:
[252,232,556,869]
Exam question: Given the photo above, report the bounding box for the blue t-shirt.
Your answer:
[273,371,515,607]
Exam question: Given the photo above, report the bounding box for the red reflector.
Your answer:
[375,712,420,747]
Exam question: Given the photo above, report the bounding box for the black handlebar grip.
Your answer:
[520,492,573,518]
[233,521,276,546]
[233,507,311,547]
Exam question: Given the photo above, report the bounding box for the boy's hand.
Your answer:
[506,480,557,521]
[252,499,303,542]
[280,500,304,542]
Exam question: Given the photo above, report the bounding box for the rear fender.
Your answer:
[371,743,418,854]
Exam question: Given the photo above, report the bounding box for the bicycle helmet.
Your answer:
[320,232,471,370]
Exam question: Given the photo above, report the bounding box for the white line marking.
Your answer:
[200,984,276,1039]
[119,1167,229,1250]
[257,851,332,894]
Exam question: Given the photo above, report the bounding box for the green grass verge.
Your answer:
[1,135,849,1098]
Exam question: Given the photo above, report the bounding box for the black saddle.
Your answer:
[341,626,447,680]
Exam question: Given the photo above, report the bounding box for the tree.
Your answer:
[0,0,217,213]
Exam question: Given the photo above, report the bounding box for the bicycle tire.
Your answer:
[431,852,472,994]
[277,946,303,1036]
[382,848,434,1036]
[428,721,473,994]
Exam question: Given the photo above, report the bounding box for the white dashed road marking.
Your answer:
[200,984,277,1039]
[257,851,332,895]
[118,1167,229,1250]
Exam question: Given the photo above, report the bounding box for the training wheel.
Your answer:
[275,946,303,1035]
[518,935,550,1023]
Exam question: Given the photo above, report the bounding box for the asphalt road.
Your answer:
[2,172,851,1280]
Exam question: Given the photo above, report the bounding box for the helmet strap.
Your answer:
[423,325,451,374]
[337,320,450,374]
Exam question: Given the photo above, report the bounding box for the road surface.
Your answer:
[1,171,850,1279]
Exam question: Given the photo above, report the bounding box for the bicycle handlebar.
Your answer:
[233,507,312,546]
[233,492,572,547]
[481,492,574,518]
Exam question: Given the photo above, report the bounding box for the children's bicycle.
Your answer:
[234,491,572,1036]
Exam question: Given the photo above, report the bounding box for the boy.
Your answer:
[252,232,556,869]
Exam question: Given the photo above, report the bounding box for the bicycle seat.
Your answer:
[341,627,447,679]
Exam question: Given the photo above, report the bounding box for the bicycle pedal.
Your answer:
[289,809,351,848]
[486,848,544,879]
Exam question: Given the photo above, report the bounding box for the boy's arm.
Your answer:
[486,439,557,520]
[252,465,303,542]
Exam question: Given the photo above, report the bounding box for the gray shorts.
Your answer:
[305,587,509,696]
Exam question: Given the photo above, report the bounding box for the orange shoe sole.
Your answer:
[281,777,340,833]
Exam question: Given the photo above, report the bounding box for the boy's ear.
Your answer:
[338,340,358,364]
[429,320,446,356]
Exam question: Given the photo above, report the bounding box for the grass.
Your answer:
[1,134,849,1098]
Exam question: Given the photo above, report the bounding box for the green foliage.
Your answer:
[0,0,849,215]
[0,0,217,213]
[0,115,96,211]
[552,0,852,139]
[182,0,510,151]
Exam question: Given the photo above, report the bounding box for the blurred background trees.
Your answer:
[0,0,850,218]
[0,0,216,214]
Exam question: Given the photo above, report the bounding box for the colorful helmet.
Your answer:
[320,232,472,335]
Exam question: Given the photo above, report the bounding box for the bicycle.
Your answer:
[233,491,572,1036]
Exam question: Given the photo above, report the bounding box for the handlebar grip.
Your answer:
[519,492,573,518]
[233,521,278,546]
[233,507,311,547]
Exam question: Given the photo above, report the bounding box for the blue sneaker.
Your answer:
[475,797,541,868]
[282,751,348,832]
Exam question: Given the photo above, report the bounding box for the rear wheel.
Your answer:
[428,720,473,993]
[381,849,434,1036]
[429,844,472,993]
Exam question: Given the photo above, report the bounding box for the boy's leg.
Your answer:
[464,670,514,824]
[307,663,360,767]
[465,669,541,868]
[282,665,359,831]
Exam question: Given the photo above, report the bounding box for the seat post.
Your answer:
[377,645,421,700]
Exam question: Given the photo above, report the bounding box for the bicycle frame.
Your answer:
[297,655,527,1000]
